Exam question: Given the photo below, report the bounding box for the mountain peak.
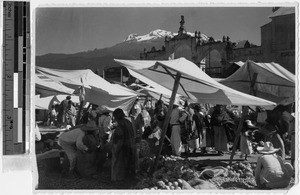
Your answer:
[124,29,174,42]
[124,29,210,43]
[124,33,139,42]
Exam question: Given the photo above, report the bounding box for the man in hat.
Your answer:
[58,112,99,177]
[255,142,294,189]
[66,101,76,127]
[98,105,114,145]
[59,95,71,126]
[169,99,187,156]
[76,117,101,179]
[193,104,206,154]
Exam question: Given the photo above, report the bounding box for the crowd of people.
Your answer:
[40,95,295,189]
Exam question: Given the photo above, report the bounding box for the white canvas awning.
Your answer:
[220,60,295,105]
[36,66,140,113]
[115,58,276,107]
[132,83,183,104]
[36,73,74,97]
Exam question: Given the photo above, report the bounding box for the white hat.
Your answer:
[258,142,280,154]
[245,120,257,129]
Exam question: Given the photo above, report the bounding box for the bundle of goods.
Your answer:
[135,156,258,190]
[135,156,201,189]
[227,162,256,178]
[210,162,257,189]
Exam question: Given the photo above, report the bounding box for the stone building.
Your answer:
[140,8,295,77]
[261,7,295,73]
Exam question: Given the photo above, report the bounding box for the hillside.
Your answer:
[36,29,210,72]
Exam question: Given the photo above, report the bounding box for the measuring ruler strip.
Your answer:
[24,2,30,152]
[3,1,30,155]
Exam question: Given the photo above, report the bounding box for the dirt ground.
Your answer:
[36,150,294,190]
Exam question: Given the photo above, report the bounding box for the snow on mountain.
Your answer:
[124,29,209,42]
[124,33,139,41]
[124,29,174,42]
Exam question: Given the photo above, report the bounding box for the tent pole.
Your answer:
[229,106,247,166]
[159,93,163,101]
[229,72,258,165]
[121,68,123,83]
[151,72,182,174]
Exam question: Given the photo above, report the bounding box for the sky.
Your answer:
[36,6,276,56]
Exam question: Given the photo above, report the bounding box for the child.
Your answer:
[240,120,256,160]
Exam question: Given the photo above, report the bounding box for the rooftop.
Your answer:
[268,7,295,18]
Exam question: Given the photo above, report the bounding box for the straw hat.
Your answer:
[81,120,100,131]
[173,99,184,107]
[258,142,280,154]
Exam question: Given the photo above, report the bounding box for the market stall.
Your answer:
[115,57,277,174]
[36,66,140,114]
[220,60,295,105]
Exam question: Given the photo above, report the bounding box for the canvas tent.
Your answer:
[132,83,183,104]
[115,58,276,107]
[220,60,295,105]
[115,57,276,172]
[232,61,245,67]
[36,73,74,97]
[128,68,186,103]
[36,66,140,113]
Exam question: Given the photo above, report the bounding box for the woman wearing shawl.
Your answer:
[210,105,234,155]
[111,108,136,182]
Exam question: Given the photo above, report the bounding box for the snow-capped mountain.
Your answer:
[124,29,174,42]
[37,29,210,72]
[124,29,209,42]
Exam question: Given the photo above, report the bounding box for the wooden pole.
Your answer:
[151,72,181,174]
[229,70,258,165]
[143,95,149,107]
[229,106,247,166]
[159,93,163,101]
[121,68,123,83]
